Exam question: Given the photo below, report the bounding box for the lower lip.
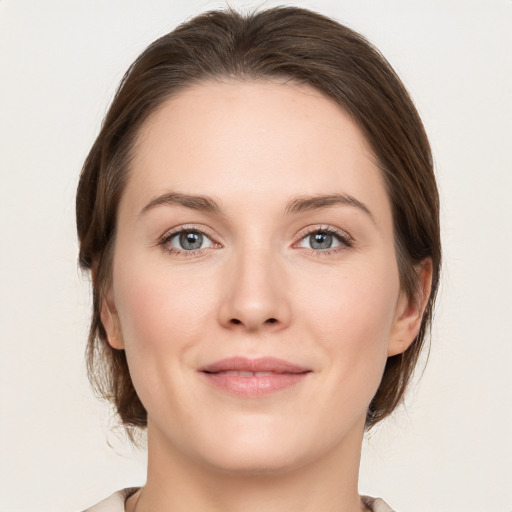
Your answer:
[201,372,310,397]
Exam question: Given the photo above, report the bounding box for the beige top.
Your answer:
[83,488,396,512]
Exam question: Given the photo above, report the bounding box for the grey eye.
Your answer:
[298,230,342,251]
[168,230,213,251]
[309,232,334,250]
[180,231,203,250]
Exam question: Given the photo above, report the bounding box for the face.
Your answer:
[103,80,422,474]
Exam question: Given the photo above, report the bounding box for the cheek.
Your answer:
[297,260,400,390]
[111,259,221,422]
[114,265,215,352]
[302,260,398,337]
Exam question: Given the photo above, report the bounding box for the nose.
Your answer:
[217,245,291,332]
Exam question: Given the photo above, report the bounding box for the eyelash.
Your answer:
[158,225,218,258]
[296,226,354,256]
[158,225,353,258]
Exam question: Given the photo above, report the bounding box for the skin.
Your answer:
[101,80,432,512]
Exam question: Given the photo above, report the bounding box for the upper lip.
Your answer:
[199,357,310,374]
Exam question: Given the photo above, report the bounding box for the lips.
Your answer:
[199,357,311,397]
[212,371,275,377]
[200,356,309,374]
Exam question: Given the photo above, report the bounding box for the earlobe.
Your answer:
[388,258,433,357]
[100,292,124,350]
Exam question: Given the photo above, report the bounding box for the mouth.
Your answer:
[198,357,311,397]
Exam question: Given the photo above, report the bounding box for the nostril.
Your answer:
[229,318,277,326]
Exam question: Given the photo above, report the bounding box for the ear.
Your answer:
[387,258,433,357]
[100,289,124,350]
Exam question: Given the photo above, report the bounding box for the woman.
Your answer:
[77,6,440,512]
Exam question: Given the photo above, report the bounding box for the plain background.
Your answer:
[1,0,511,511]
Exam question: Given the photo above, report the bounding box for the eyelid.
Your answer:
[293,225,354,254]
[157,223,353,257]
[158,224,221,256]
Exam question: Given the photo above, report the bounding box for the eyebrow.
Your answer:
[140,192,222,216]
[284,193,375,223]
[140,191,374,223]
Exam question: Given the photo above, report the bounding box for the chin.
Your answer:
[200,442,308,476]
[190,415,342,477]
[169,414,312,476]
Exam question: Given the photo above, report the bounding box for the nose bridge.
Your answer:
[218,235,290,332]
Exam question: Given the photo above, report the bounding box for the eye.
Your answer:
[161,228,216,254]
[296,227,352,253]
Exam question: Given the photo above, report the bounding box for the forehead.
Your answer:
[123,79,390,223]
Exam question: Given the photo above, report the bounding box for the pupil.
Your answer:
[180,231,203,250]
[310,232,332,250]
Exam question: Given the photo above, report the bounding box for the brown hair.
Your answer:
[77,6,441,430]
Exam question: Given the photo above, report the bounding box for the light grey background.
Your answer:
[1,1,511,511]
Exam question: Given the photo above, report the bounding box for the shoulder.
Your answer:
[82,488,140,512]
[361,495,396,512]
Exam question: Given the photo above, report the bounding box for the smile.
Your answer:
[216,371,277,377]
[199,357,311,397]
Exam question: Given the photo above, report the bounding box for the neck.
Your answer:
[127,417,368,512]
